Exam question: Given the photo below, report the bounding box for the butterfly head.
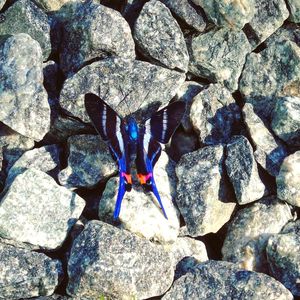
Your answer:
[127,117,139,142]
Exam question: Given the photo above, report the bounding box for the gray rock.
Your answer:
[0,168,85,250]
[188,28,251,91]
[222,196,293,272]
[190,84,241,145]
[134,0,189,72]
[191,0,254,28]
[0,242,63,300]
[243,103,287,177]
[162,260,293,300]
[161,0,206,32]
[59,58,185,122]
[0,0,51,60]
[67,220,174,299]
[271,97,300,147]
[282,219,300,235]
[287,0,300,22]
[59,134,117,189]
[176,145,236,237]
[0,33,51,141]
[54,1,135,76]
[277,151,300,207]
[31,0,75,12]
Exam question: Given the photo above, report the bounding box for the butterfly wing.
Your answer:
[84,93,131,219]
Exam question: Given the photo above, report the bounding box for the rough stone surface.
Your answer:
[0,243,63,300]
[243,103,287,176]
[287,0,300,22]
[99,151,180,244]
[277,151,300,207]
[59,134,117,189]
[134,0,189,72]
[59,58,185,122]
[222,197,293,272]
[176,145,236,237]
[0,0,51,60]
[162,260,293,300]
[0,168,85,250]
[188,27,251,91]
[190,84,241,145]
[67,220,174,299]
[33,0,75,11]
[0,0,5,10]
[0,34,51,141]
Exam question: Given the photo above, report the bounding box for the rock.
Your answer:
[222,196,293,272]
[277,151,300,207]
[161,0,206,32]
[188,28,251,91]
[162,260,293,300]
[59,134,117,189]
[282,219,300,235]
[0,34,51,141]
[191,0,254,28]
[190,84,241,145]
[176,145,236,237]
[0,0,51,60]
[271,97,300,147]
[32,0,75,12]
[99,151,180,244]
[59,58,185,122]
[134,0,189,72]
[0,168,85,250]
[121,0,146,27]
[243,103,287,176]
[0,0,5,10]
[267,232,300,296]
[225,136,265,204]
[67,220,173,299]
[287,0,300,22]
[0,242,63,300]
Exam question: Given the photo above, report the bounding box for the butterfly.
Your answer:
[84,93,185,219]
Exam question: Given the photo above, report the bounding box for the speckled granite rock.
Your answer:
[67,220,173,299]
[59,58,185,122]
[32,0,75,11]
[134,0,189,72]
[243,103,287,177]
[99,151,180,244]
[287,0,300,22]
[59,134,117,189]
[0,168,85,250]
[0,243,63,300]
[188,28,251,91]
[176,145,236,237]
[222,197,293,272]
[162,260,293,300]
[190,84,241,145]
[0,0,51,60]
[0,34,51,141]
[277,151,300,207]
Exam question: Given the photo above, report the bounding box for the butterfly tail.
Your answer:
[151,177,168,219]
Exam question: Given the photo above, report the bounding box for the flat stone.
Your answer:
[67,220,174,299]
[0,168,85,250]
[277,151,300,207]
[0,243,63,300]
[134,0,189,72]
[188,28,251,91]
[222,196,293,272]
[176,145,236,237]
[0,34,51,141]
[287,0,300,22]
[58,134,117,189]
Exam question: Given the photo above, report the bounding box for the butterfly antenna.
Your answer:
[117,86,133,116]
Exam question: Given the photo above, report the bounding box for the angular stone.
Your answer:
[287,0,300,22]
[134,0,189,72]
[67,220,173,299]
[190,84,241,145]
[222,197,293,272]
[32,0,75,12]
[277,151,300,207]
[59,58,185,122]
[162,260,293,300]
[0,34,51,141]
[243,103,287,176]
[0,0,5,10]
[0,243,63,300]
[176,145,236,237]
[99,151,180,244]
[188,28,251,91]
[0,168,85,250]
[0,0,51,60]
[59,134,116,189]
